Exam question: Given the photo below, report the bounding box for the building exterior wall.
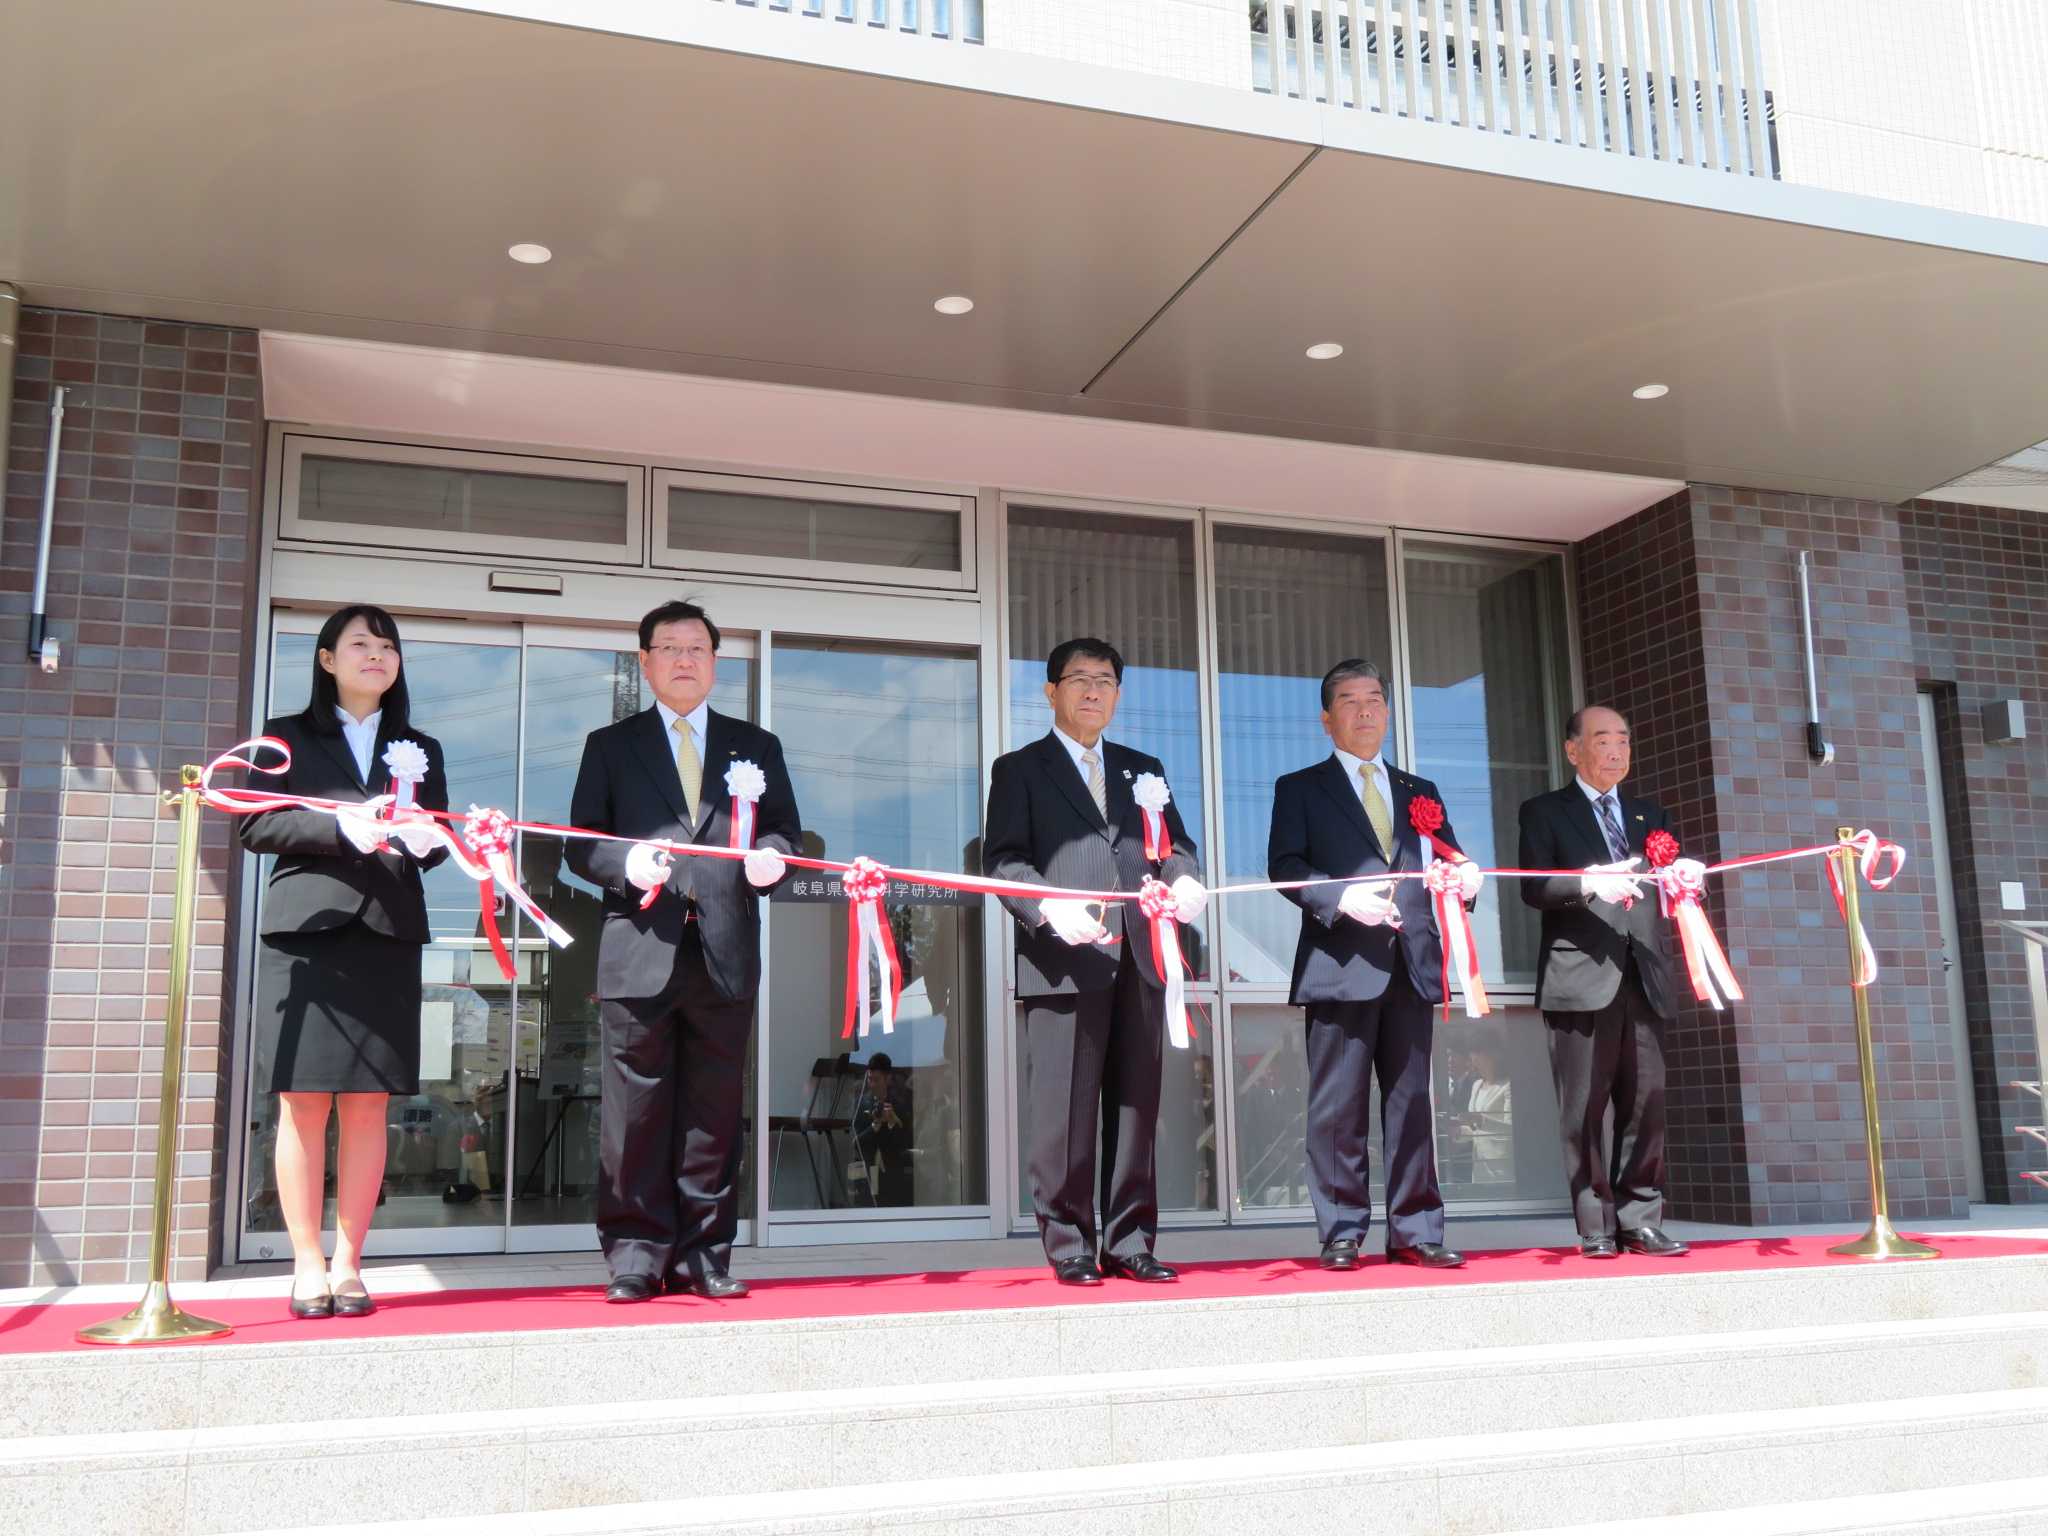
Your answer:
[983,0,1251,89]
[1,307,260,1287]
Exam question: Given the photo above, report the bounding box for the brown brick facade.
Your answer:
[1,307,260,1286]
[1577,485,2036,1225]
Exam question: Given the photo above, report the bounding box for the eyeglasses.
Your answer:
[1056,672,1120,692]
[647,644,714,662]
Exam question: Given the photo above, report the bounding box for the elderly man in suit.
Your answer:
[567,600,802,1302]
[984,637,1206,1286]
[1268,659,1483,1271]
[1518,704,1690,1259]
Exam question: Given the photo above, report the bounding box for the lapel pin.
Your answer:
[1122,769,1132,780]
[1633,813,1645,821]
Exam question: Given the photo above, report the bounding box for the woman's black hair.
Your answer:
[299,604,411,736]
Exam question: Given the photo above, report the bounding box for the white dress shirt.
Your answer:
[334,706,381,784]
[1333,746,1392,826]
[1050,724,1107,784]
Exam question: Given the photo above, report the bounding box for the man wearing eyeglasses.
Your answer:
[567,600,802,1304]
[984,637,1206,1286]
[1268,660,1481,1273]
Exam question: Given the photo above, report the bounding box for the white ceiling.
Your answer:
[7,0,2048,515]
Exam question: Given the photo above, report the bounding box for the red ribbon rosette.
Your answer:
[1645,830,1742,1010]
[841,856,904,1039]
[1138,877,1194,1049]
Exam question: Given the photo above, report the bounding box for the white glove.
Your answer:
[1040,896,1111,946]
[385,811,442,860]
[1170,875,1208,924]
[1581,857,1641,906]
[1443,859,1483,903]
[624,842,673,896]
[743,848,788,888]
[1670,856,1708,885]
[1337,879,1399,928]
[336,795,393,855]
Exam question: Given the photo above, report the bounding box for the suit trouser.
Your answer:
[1303,959,1445,1249]
[597,925,753,1282]
[1543,960,1668,1237]
[1022,950,1164,1265]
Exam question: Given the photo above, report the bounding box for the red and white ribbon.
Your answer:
[1131,772,1173,861]
[1645,832,1743,1010]
[1138,877,1194,1049]
[460,806,573,981]
[842,856,903,1039]
[725,759,764,851]
[383,739,429,811]
[1423,859,1491,1019]
[1826,830,1907,987]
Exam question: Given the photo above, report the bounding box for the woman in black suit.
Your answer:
[241,606,448,1318]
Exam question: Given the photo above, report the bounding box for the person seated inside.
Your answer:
[853,1053,914,1207]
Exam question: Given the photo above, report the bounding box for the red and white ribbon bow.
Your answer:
[724,759,765,851]
[1645,830,1742,1010]
[841,856,904,1039]
[1410,796,1490,1019]
[1826,830,1907,987]
[459,806,573,981]
[1138,877,1194,1049]
[1131,772,1174,861]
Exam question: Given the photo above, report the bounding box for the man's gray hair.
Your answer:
[1320,659,1388,712]
[1564,704,1630,741]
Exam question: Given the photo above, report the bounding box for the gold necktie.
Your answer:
[672,717,702,823]
[1081,748,1107,820]
[1359,763,1394,860]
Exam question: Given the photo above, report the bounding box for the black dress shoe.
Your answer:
[287,1290,333,1320]
[673,1269,750,1300]
[1618,1225,1690,1257]
[1386,1242,1466,1269]
[604,1274,660,1304]
[330,1283,376,1317]
[1052,1257,1103,1286]
[1319,1239,1360,1271]
[1101,1252,1178,1283]
[1581,1236,1621,1259]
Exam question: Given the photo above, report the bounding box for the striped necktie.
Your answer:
[1596,793,1629,863]
[1080,748,1107,820]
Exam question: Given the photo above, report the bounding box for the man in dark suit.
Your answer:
[984,637,1205,1286]
[1268,659,1482,1271]
[567,601,801,1302]
[1517,704,1690,1259]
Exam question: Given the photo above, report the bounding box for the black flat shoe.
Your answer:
[604,1274,660,1304]
[330,1284,376,1317]
[1052,1257,1103,1286]
[1386,1242,1466,1269]
[1581,1236,1621,1259]
[1319,1239,1360,1271]
[1101,1252,1178,1283]
[1618,1225,1690,1257]
[673,1269,750,1300]
[288,1292,333,1320]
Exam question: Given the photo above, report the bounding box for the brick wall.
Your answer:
[1576,485,1983,1225]
[1900,498,2048,1203]
[1,307,260,1286]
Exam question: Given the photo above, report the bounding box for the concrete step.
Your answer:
[1504,1477,2048,1534]
[186,1389,2048,1536]
[5,1315,2042,1535]
[9,1249,2047,1439]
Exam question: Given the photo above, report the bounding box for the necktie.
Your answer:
[1359,763,1394,860]
[1597,793,1629,863]
[1080,748,1107,821]
[673,717,702,824]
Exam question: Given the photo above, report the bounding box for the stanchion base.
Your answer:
[1827,1218,1942,1261]
[75,1281,234,1346]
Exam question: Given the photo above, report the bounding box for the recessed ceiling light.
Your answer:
[934,295,975,315]
[1632,382,1670,399]
[1305,342,1345,360]
[507,243,552,265]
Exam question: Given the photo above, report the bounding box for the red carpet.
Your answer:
[3,1233,2039,1357]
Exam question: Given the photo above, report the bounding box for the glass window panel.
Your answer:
[242,630,522,1245]
[767,638,986,1213]
[1212,524,1392,991]
[513,643,754,1229]
[1004,506,1209,978]
[299,456,629,546]
[1401,541,1573,989]
[666,486,961,573]
[1229,1001,1382,1214]
[1433,1009,1569,1203]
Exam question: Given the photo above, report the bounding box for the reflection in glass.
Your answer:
[768,639,986,1213]
[666,486,960,574]
[1212,525,1392,990]
[1432,1012,1567,1203]
[243,632,520,1244]
[1229,1002,1382,1214]
[513,645,755,1229]
[1402,542,1573,988]
[1005,506,1209,977]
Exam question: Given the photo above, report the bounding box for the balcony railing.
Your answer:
[1251,0,1777,178]
[708,0,982,44]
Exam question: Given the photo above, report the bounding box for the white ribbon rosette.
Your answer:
[382,739,429,809]
[725,758,766,849]
[1130,771,1173,860]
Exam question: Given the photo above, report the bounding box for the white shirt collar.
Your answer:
[1050,725,1105,778]
[1576,775,1623,808]
[333,706,382,781]
[1333,745,1388,791]
[654,697,710,749]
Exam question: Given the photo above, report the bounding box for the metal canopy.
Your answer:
[6,0,2048,512]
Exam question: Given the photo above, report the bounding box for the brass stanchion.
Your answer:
[1826,825,1940,1261]
[77,767,234,1344]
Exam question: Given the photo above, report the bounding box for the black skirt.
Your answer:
[257,920,424,1094]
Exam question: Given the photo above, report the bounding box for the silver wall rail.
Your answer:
[1797,549,1833,764]
[29,383,64,673]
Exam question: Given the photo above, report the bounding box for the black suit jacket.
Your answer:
[982,733,1200,998]
[565,706,800,1006]
[239,713,450,943]
[1267,755,1462,1007]
[1516,783,1675,1018]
